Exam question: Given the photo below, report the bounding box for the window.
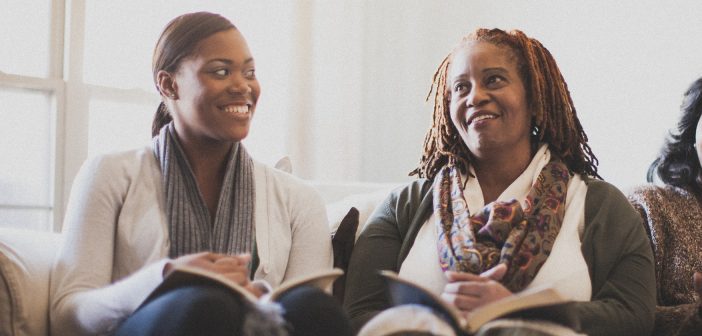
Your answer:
[0,0,62,231]
[0,0,297,231]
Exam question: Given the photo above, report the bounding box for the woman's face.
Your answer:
[447,42,531,160]
[170,28,260,144]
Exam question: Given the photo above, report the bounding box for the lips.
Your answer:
[467,111,498,125]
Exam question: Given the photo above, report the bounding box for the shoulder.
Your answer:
[581,178,642,230]
[627,183,691,208]
[371,178,434,228]
[75,147,156,188]
[386,179,433,205]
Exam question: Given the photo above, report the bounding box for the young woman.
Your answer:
[50,12,350,336]
[343,28,656,336]
[628,77,702,336]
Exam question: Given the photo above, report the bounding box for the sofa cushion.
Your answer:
[0,228,62,336]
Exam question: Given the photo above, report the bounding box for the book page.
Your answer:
[141,266,344,308]
[380,271,569,333]
[267,268,344,301]
[464,284,567,333]
[141,265,259,306]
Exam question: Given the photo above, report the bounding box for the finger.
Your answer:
[222,272,250,286]
[441,292,482,312]
[480,263,507,281]
[444,281,484,296]
[445,271,487,283]
[236,253,252,264]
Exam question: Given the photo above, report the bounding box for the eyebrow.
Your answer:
[450,67,508,82]
[207,57,254,65]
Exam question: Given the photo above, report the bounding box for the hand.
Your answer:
[441,263,512,313]
[164,252,254,291]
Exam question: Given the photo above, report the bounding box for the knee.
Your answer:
[116,285,248,336]
[277,285,352,336]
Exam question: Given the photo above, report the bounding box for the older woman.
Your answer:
[628,77,702,336]
[50,12,349,336]
[343,28,656,336]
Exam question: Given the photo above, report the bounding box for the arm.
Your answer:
[50,155,167,336]
[282,179,333,280]
[573,181,656,336]
[343,180,432,333]
[343,191,403,332]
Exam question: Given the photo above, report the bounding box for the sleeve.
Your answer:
[343,191,403,333]
[282,180,333,280]
[572,182,657,336]
[50,155,168,336]
[628,187,702,336]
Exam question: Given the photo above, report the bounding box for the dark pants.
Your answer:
[115,284,351,336]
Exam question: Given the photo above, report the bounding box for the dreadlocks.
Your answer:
[410,28,600,180]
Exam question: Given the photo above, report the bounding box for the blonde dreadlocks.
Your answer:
[410,28,599,180]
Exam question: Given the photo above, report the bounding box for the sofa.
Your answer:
[0,178,398,336]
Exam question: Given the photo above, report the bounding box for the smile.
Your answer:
[221,104,250,115]
[467,111,498,125]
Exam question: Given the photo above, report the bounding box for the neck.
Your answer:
[472,145,534,204]
[171,126,233,176]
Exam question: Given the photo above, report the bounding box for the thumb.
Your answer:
[481,263,508,281]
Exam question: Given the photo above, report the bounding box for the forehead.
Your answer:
[190,28,252,63]
[448,42,519,77]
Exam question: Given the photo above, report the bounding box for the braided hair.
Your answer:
[410,28,599,180]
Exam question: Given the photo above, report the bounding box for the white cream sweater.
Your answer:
[50,147,332,335]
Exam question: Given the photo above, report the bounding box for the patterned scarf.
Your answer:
[434,158,570,292]
[152,122,255,258]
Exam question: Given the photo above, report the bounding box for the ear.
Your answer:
[156,70,178,99]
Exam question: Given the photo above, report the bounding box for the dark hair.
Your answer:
[648,77,702,191]
[410,28,599,180]
[151,12,236,136]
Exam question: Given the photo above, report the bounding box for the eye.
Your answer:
[244,68,256,79]
[453,82,469,93]
[485,75,506,87]
[213,68,230,76]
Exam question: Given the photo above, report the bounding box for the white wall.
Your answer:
[33,0,702,224]
[292,0,702,192]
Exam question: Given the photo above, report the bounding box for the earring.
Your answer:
[169,93,176,99]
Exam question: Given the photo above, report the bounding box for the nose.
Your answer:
[227,74,252,95]
[467,85,489,108]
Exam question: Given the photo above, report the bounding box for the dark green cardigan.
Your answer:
[343,178,656,336]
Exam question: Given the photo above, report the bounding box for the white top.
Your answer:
[399,145,591,301]
[50,146,332,335]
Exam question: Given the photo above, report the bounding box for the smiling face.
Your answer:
[167,28,260,144]
[448,42,532,161]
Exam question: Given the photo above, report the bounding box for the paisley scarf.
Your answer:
[434,158,570,292]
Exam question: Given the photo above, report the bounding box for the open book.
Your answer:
[380,271,573,334]
[140,266,343,307]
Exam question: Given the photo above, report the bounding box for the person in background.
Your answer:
[628,76,702,336]
[50,11,350,336]
[343,28,656,336]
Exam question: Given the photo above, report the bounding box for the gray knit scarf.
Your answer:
[152,122,255,258]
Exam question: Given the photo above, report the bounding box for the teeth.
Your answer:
[223,105,249,114]
[472,114,496,123]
